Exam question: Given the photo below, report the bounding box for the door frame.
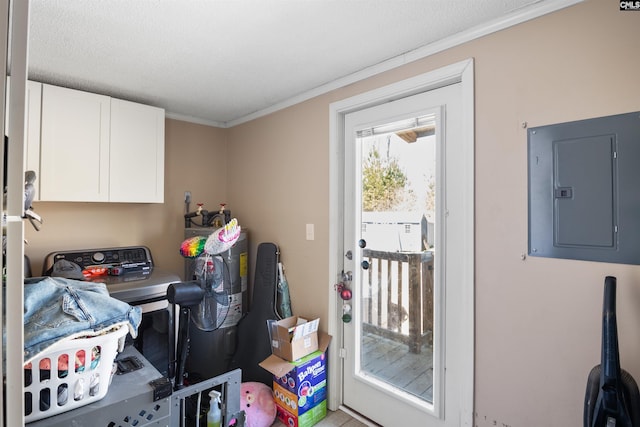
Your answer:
[328,58,475,424]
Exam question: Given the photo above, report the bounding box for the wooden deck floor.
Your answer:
[361,332,434,402]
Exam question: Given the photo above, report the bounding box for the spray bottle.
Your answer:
[207,390,222,427]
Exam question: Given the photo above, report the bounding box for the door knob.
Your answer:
[342,271,353,282]
[358,239,367,249]
[361,260,369,270]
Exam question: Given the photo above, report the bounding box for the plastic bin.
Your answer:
[23,323,129,423]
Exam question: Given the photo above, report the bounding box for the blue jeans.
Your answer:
[20,276,142,362]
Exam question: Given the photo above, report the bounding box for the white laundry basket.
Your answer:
[23,322,129,423]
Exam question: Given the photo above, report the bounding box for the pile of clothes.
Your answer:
[22,275,141,363]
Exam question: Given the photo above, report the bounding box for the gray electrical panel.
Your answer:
[528,111,640,264]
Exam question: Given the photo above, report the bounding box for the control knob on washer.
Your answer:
[92,252,105,263]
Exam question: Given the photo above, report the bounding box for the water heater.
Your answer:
[184,228,249,380]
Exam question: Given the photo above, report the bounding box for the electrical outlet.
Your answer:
[306,224,315,240]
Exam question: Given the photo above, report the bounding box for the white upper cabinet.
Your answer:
[109,98,164,203]
[40,84,110,202]
[38,83,165,203]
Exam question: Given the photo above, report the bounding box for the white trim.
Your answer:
[165,111,227,128]
[329,60,468,117]
[220,0,580,128]
[459,59,476,427]
[5,1,30,425]
[0,3,8,423]
[433,103,446,419]
[338,405,380,427]
[328,58,474,425]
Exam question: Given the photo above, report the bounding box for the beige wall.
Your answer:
[23,1,640,425]
[227,1,640,426]
[225,99,331,320]
[466,4,640,425]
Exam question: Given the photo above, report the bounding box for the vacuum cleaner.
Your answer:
[584,276,640,426]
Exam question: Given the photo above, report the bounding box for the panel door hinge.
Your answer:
[339,348,347,358]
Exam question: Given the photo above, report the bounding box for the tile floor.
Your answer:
[271,409,375,426]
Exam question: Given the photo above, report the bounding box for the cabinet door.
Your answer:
[25,80,42,198]
[40,84,110,201]
[5,79,42,198]
[109,98,165,203]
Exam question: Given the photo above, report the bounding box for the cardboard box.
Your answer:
[269,316,320,361]
[273,353,327,410]
[274,380,327,421]
[260,332,331,379]
[261,337,330,427]
[276,399,327,427]
[260,332,331,427]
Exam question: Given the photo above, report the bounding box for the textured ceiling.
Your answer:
[27,0,579,127]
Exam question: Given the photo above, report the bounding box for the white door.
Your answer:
[341,82,473,426]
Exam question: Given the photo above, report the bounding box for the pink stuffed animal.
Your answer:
[240,382,277,427]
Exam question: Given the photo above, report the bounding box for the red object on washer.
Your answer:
[83,267,108,277]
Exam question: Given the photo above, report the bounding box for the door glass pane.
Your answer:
[357,113,436,404]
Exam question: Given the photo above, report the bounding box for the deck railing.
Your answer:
[361,249,433,353]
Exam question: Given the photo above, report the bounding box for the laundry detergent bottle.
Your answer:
[208,390,222,427]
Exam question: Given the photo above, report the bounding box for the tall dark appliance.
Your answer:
[183,221,249,380]
[584,276,640,426]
